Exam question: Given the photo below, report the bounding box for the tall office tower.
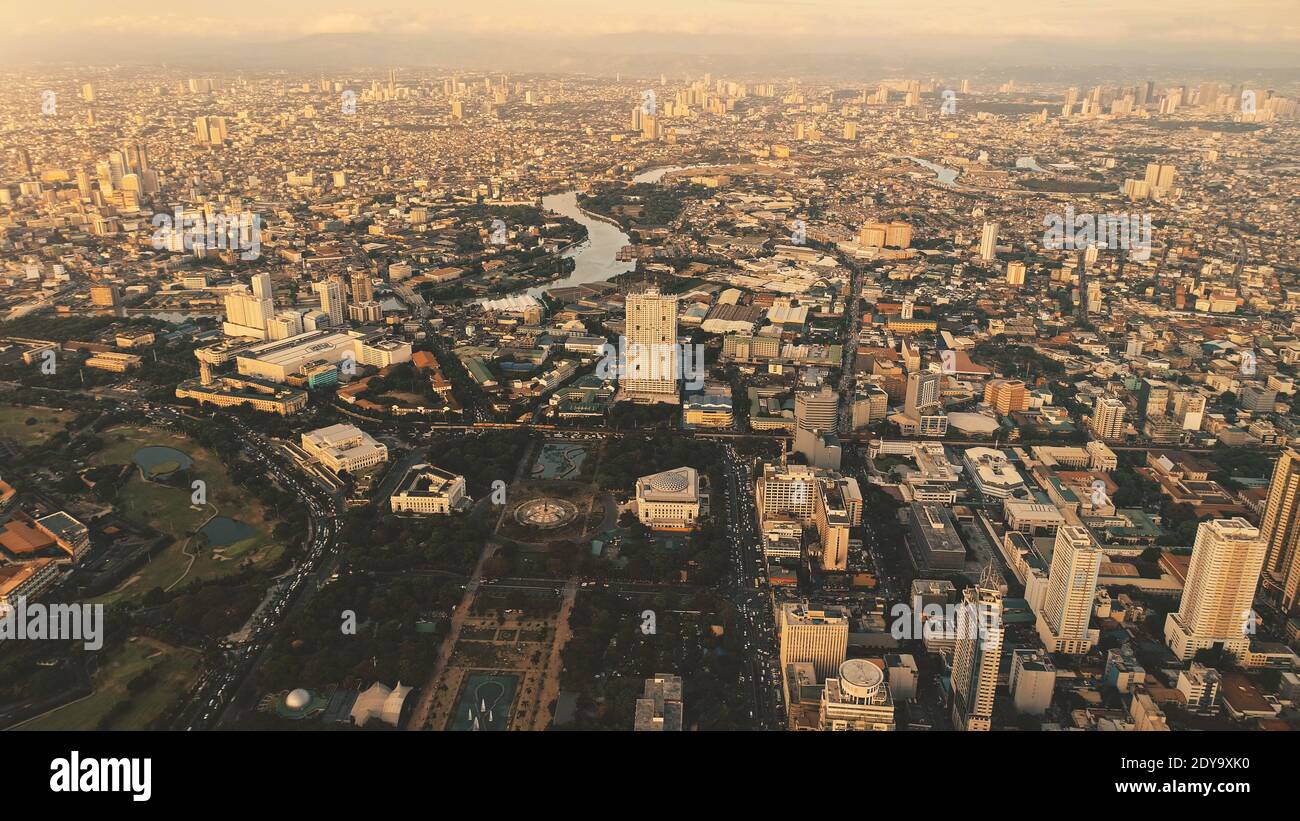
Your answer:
[1198,82,1219,108]
[1036,526,1103,654]
[100,155,123,191]
[859,222,888,248]
[1138,378,1169,421]
[1164,518,1267,661]
[1063,87,1079,116]
[884,221,913,249]
[1006,260,1026,286]
[779,602,849,682]
[1090,396,1126,440]
[795,387,839,434]
[979,221,998,261]
[1143,162,1176,193]
[794,386,843,470]
[124,141,150,174]
[950,566,1003,731]
[266,311,304,341]
[1259,449,1300,611]
[81,83,95,102]
[312,279,346,327]
[75,168,92,199]
[621,287,678,402]
[755,462,820,524]
[349,271,374,304]
[1172,390,1206,431]
[1142,162,1160,187]
[904,372,942,417]
[194,116,227,146]
[251,272,273,301]
[222,285,273,339]
[842,122,857,140]
[983,378,1028,414]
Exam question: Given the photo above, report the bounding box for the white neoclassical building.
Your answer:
[635,467,700,531]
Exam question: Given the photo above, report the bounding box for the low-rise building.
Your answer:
[301,424,388,474]
[389,464,469,515]
[634,673,683,731]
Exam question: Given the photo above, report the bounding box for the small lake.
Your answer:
[201,516,255,547]
[133,446,193,478]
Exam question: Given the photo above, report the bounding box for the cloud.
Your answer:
[302,13,380,36]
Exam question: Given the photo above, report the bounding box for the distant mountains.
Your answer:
[4,31,1298,77]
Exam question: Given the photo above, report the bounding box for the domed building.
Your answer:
[635,467,700,531]
[274,687,322,720]
[819,659,895,731]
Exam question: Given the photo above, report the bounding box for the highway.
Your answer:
[177,415,343,731]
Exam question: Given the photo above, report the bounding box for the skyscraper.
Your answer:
[779,602,849,682]
[950,566,1003,731]
[223,281,273,339]
[349,271,374,304]
[1172,390,1207,431]
[1036,526,1102,653]
[1090,397,1126,440]
[251,272,273,301]
[1138,378,1170,421]
[194,116,227,146]
[795,387,839,434]
[621,287,678,402]
[904,371,942,417]
[1259,449,1300,611]
[979,221,998,261]
[1143,162,1176,193]
[312,278,346,327]
[1006,260,1026,286]
[1164,518,1267,661]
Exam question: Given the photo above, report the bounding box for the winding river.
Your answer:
[521,165,706,298]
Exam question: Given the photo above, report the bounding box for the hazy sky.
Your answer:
[3,1,1298,68]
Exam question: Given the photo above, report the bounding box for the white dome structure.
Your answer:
[837,659,885,701]
[285,688,312,710]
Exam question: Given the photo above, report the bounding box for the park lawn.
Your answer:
[0,404,76,445]
[89,425,284,603]
[17,637,201,731]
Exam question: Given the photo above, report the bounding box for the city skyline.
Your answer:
[4,1,1300,70]
[1,0,1299,770]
